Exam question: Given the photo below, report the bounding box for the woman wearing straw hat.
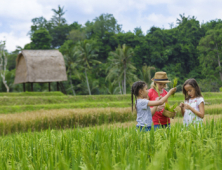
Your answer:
[148,71,172,129]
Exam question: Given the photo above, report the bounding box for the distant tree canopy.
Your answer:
[2,6,222,93]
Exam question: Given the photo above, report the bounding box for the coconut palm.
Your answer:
[141,64,156,87]
[74,40,101,95]
[51,5,66,26]
[107,44,137,94]
[63,47,81,95]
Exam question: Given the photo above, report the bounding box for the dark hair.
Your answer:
[131,81,147,112]
[182,79,202,100]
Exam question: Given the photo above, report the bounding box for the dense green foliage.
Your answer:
[0,121,222,169]
[2,7,222,94]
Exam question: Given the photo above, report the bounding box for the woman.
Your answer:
[148,71,173,129]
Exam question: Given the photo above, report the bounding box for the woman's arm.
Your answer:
[148,88,176,107]
[184,102,204,118]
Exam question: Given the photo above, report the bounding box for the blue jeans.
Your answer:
[154,124,170,130]
[136,125,151,132]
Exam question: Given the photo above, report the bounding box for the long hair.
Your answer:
[131,81,147,112]
[182,79,202,100]
[150,81,168,90]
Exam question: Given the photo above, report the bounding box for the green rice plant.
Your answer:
[172,77,178,97]
[0,119,222,169]
[165,102,178,112]
[153,84,160,97]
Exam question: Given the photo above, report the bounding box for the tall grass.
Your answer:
[0,108,136,135]
[0,104,222,135]
[0,119,222,169]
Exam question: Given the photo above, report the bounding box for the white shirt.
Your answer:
[183,97,204,126]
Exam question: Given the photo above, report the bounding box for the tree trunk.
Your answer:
[1,73,9,92]
[119,82,122,94]
[69,74,76,95]
[123,63,126,94]
[216,43,222,81]
[85,68,91,95]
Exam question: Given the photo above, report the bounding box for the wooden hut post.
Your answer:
[57,82,59,91]
[48,82,51,92]
[31,83,33,92]
[23,83,26,92]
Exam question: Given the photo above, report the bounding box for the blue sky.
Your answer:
[0,0,221,52]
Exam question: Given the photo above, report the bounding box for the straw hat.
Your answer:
[151,71,171,83]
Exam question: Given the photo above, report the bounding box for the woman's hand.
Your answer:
[169,87,177,94]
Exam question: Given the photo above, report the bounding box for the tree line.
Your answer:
[1,6,222,94]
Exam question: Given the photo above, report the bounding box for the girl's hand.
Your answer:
[157,104,165,111]
[169,87,177,94]
[184,104,190,110]
[179,102,184,108]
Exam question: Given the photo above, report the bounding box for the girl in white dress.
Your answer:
[179,79,205,126]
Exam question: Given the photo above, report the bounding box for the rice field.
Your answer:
[0,92,221,169]
[0,119,222,169]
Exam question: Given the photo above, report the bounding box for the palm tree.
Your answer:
[141,64,156,87]
[74,40,101,95]
[51,5,66,26]
[106,66,123,94]
[63,47,81,95]
[107,44,137,94]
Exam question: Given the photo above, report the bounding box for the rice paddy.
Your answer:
[0,92,221,169]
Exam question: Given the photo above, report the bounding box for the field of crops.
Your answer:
[0,120,222,169]
[0,92,221,169]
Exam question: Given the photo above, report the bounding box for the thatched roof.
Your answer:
[14,50,67,84]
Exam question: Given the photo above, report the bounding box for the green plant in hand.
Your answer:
[165,102,178,112]
[154,84,160,97]
[172,78,178,97]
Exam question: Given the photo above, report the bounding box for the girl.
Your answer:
[131,81,176,131]
[148,72,172,129]
[179,79,205,126]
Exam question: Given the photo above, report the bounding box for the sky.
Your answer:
[0,0,222,52]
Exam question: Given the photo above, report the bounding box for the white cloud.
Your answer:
[0,32,30,52]
[1,0,222,51]
[0,0,52,21]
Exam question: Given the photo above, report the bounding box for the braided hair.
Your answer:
[131,81,147,112]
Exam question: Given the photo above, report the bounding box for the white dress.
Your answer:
[183,97,204,126]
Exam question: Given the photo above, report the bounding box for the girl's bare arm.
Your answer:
[179,103,185,116]
[151,106,158,116]
[148,88,176,107]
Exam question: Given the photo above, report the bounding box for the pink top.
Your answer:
[148,88,170,125]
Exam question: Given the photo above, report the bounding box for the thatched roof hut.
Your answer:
[14,50,67,92]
